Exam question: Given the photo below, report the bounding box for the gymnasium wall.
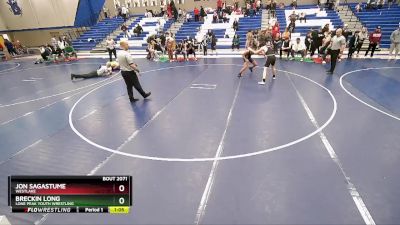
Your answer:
[0,0,79,31]
[0,15,6,31]
[5,28,77,47]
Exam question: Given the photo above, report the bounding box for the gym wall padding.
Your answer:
[74,0,106,27]
[0,0,79,31]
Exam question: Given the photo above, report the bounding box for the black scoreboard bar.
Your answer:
[8,176,132,214]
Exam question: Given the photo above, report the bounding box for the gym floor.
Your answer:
[0,57,399,224]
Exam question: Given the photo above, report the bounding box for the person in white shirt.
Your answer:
[106,37,117,61]
[57,37,67,57]
[121,5,128,21]
[290,38,306,61]
[71,62,119,80]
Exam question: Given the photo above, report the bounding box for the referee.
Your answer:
[326,28,346,74]
[118,41,151,102]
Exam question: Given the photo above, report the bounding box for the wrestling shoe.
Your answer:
[143,92,152,99]
[130,98,139,102]
[258,81,266,85]
[326,70,333,74]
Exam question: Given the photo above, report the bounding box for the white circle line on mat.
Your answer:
[339,67,400,121]
[69,64,337,162]
[0,63,21,74]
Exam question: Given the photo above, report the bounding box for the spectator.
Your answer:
[210,34,217,55]
[233,19,239,31]
[256,0,261,12]
[291,0,298,8]
[290,38,306,61]
[133,24,143,36]
[222,12,228,23]
[4,39,18,56]
[186,12,192,22]
[322,23,330,33]
[232,34,240,51]
[299,12,306,23]
[288,20,296,33]
[39,45,51,62]
[355,3,362,12]
[272,21,280,39]
[273,33,282,54]
[201,35,208,55]
[106,37,117,62]
[280,38,291,59]
[388,0,394,8]
[234,0,239,10]
[57,37,67,55]
[365,26,382,57]
[166,35,176,61]
[147,40,159,61]
[51,37,58,49]
[217,0,223,12]
[320,32,332,63]
[355,27,368,57]
[282,27,291,41]
[342,24,352,41]
[121,23,130,38]
[194,7,200,21]
[366,0,377,10]
[178,8,182,18]
[103,6,109,18]
[389,25,400,59]
[121,5,128,21]
[213,11,219,23]
[310,28,321,56]
[288,11,297,32]
[377,0,384,9]
[271,0,277,17]
[200,6,206,22]
[186,40,196,59]
[305,31,312,55]
[175,41,186,60]
[348,31,360,58]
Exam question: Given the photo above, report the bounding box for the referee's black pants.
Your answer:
[329,49,340,72]
[121,71,146,100]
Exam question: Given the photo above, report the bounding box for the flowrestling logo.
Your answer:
[7,0,22,16]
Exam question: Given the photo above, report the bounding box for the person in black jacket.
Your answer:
[310,28,320,56]
[348,31,360,58]
[233,19,239,31]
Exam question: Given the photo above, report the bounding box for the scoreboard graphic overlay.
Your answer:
[8,176,132,214]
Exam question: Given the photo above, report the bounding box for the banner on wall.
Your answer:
[6,0,23,16]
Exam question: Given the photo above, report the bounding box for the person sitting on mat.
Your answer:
[71,62,119,80]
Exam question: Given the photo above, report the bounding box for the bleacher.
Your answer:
[175,13,203,42]
[236,13,262,48]
[275,5,344,42]
[349,3,400,48]
[72,17,125,51]
[116,17,174,50]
